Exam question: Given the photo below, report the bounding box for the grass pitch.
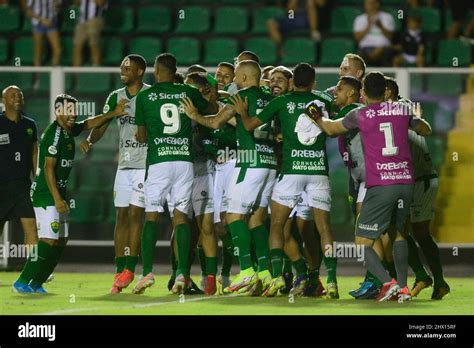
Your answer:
[1,273,473,315]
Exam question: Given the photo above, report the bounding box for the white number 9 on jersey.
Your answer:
[160,103,181,135]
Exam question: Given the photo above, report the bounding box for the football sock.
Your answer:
[283,254,292,273]
[30,244,65,287]
[417,234,445,286]
[366,271,382,287]
[170,246,177,277]
[393,240,409,288]
[17,241,52,285]
[220,229,233,277]
[406,234,430,281]
[269,248,284,278]
[206,257,218,276]
[323,256,337,283]
[125,256,138,273]
[198,245,206,277]
[175,223,192,277]
[141,221,158,276]
[384,260,398,279]
[293,258,308,277]
[250,225,270,272]
[363,245,391,284]
[228,220,253,271]
[308,269,319,286]
[115,256,126,274]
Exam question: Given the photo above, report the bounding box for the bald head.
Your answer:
[234,60,261,89]
[2,85,24,113]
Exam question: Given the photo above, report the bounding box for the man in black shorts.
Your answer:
[0,86,38,247]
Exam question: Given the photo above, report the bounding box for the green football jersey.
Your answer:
[257,90,333,175]
[234,86,275,169]
[135,82,209,165]
[31,121,85,207]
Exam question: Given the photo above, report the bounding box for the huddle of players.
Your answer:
[14,49,450,301]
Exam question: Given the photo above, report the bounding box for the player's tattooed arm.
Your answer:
[180,97,236,129]
[229,94,262,131]
[305,100,349,136]
[44,157,69,214]
[82,99,128,131]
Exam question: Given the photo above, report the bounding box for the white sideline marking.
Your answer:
[39,293,242,315]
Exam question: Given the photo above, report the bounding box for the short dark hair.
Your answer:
[238,60,262,80]
[187,64,207,75]
[155,53,177,74]
[362,71,387,100]
[384,76,399,99]
[54,93,78,106]
[340,76,362,95]
[239,50,260,63]
[293,63,315,88]
[126,54,147,75]
[344,53,366,77]
[218,62,235,71]
[270,66,293,80]
[186,72,210,89]
[174,72,185,84]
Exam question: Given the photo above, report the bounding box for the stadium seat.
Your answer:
[244,37,277,65]
[214,6,248,34]
[61,36,74,66]
[420,101,437,132]
[281,37,317,66]
[13,37,37,65]
[221,0,254,4]
[445,10,474,33]
[315,73,339,91]
[252,6,285,34]
[175,6,210,34]
[0,6,20,32]
[75,73,112,94]
[128,37,162,65]
[0,38,8,63]
[78,161,115,192]
[437,39,472,67]
[320,38,355,66]
[70,192,105,224]
[330,7,362,35]
[102,37,124,65]
[21,18,32,33]
[203,38,238,66]
[426,74,463,97]
[136,6,171,33]
[0,72,33,93]
[385,7,402,31]
[411,7,440,33]
[24,98,50,132]
[167,37,200,65]
[410,73,422,96]
[339,0,405,4]
[61,6,79,33]
[426,136,446,168]
[104,7,135,34]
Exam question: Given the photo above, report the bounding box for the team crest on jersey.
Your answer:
[48,146,57,155]
[138,183,143,189]
[50,221,60,234]
[148,93,158,101]
[67,144,73,151]
[26,128,33,137]
[365,109,376,119]
[103,104,110,113]
[287,102,296,114]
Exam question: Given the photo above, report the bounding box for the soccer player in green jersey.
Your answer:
[233,63,339,298]
[13,93,128,294]
[79,55,150,294]
[133,53,219,295]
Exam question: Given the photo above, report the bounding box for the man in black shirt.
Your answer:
[393,14,426,67]
[0,85,38,246]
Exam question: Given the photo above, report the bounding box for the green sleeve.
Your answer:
[257,96,281,124]
[71,122,85,137]
[189,86,209,115]
[42,126,61,159]
[103,91,118,113]
[135,91,145,126]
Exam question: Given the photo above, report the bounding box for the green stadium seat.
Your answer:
[0,6,20,32]
[78,161,115,192]
[426,136,446,168]
[411,7,440,33]
[445,10,474,33]
[0,72,33,93]
[339,0,404,4]
[420,101,437,131]
[61,36,74,66]
[214,7,248,34]
[316,73,339,91]
[104,7,134,34]
[244,37,277,65]
[167,37,200,65]
[330,7,362,35]
[252,6,284,34]
[70,192,105,224]
[13,37,37,65]
[21,18,32,33]
[203,38,238,66]
[0,38,8,63]
[24,98,50,132]
[281,37,317,65]
[426,74,463,97]
[136,6,171,33]
[410,73,422,96]
[221,0,254,4]
[75,74,111,94]
[61,6,79,33]
[129,37,162,65]
[102,37,124,65]
[386,7,402,31]
[320,38,355,66]
[175,6,210,34]
[437,39,472,67]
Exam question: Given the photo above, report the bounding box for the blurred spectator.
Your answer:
[73,0,107,66]
[267,0,331,52]
[24,0,62,66]
[447,0,474,39]
[353,0,394,66]
[392,14,426,67]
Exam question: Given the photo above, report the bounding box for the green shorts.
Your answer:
[356,184,414,240]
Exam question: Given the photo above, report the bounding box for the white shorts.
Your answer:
[145,161,193,215]
[114,168,146,208]
[34,206,69,240]
[213,160,236,222]
[193,173,214,216]
[272,174,331,212]
[410,177,438,223]
[289,192,314,221]
[227,167,277,215]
